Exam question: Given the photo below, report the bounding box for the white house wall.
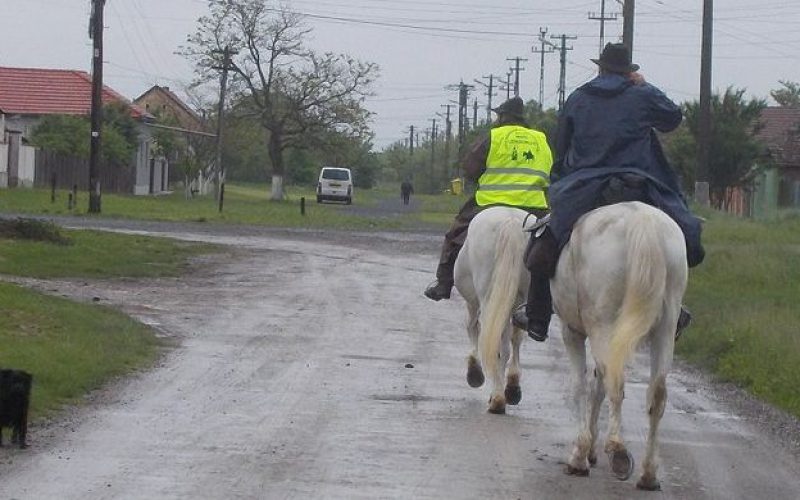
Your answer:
[17,144,36,186]
[134,137,151,195]
[0,143,8,188]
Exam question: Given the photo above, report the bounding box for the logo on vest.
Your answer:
[523,150,535,161]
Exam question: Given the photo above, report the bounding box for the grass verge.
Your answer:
[0,219,217,430]
[0,183,464,232]
[679,210,800,417]
[0,281,164,422]
[0,219,217,278]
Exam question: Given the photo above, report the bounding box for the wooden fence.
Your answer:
[34,150,134,193]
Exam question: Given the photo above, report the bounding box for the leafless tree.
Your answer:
[181,0,377,200]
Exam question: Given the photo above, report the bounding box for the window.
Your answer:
[322,169,350,181]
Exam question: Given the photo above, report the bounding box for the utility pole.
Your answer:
[473,98,479,129]
[214,46,233,213]
[409,125,415,157]
[696,0,713,206]
[622,0,635,54]
[440,104,453,179]
[88,0,106,213]
[474,75,498,124]
[445,81,474,152]
[505,71,512,99]
[589,0,618,56]
[430,118,437,188]
[552,34,577,111]
[507,57,528,97]
[532,27,555,109]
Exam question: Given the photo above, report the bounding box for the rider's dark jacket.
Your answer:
[548,73,704,267]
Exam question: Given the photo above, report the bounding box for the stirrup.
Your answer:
[523,212,550,234]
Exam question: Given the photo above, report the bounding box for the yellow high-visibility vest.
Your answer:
[476,125,552,208]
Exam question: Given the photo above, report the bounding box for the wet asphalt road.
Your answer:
[1,221,800,499]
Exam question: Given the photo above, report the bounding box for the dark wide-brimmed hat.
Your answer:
[591,43,639,74]
[492,96,525,118]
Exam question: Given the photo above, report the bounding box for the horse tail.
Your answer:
[605,208,667,392]
[479,217,525,377]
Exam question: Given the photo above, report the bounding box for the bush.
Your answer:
[0,218,71,245]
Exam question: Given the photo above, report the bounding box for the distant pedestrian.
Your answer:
[400,180,414,205]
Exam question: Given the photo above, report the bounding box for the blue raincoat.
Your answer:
[548,74,704,267]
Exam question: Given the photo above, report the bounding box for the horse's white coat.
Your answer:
[551,201,688,489]
[454,206,530,413]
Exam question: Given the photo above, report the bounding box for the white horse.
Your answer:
[552,201,688,491]
[454,206,530,414]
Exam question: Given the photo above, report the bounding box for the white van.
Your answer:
[317,166,353,204]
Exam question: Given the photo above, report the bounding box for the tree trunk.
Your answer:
[271,174,284,200]
[184,174,192,199]
[267,128,285,200]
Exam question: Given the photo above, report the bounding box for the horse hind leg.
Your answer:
[586,367,606,467]
[487,325,511,414]
[637,325,674,491]
[504,327,524,405]
[562,326,593,477]
[465,302,484,388]
[636,374,667,491]
[603,363,635,482]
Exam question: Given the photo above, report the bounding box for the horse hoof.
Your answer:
[504,385,522,405]
[487,397,506,414]
[636,476,661,491]
[564,464,589,477]
[608,450,635,481]
[466,365,484,388]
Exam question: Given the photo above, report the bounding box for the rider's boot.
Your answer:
[424,255,456,301]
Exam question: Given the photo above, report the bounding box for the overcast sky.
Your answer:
[3,0,799,149]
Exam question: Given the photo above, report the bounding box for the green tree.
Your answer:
[770,80,800,107]
[30,115,89,158]
[525,101,558,150]
[30,104,139,166]
[664,87,767,208]
[182,0,378,201]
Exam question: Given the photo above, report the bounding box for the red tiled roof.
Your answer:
[757,107,800,166]
[0,66,149,119]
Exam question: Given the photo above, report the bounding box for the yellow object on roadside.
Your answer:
[450,178,463,195]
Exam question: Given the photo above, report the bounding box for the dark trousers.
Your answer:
[524,229,558,323]
[435,197,482,285]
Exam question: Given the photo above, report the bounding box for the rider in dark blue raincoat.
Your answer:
[513,43,704,342]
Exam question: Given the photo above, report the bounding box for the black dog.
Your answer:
[0,369,33,449]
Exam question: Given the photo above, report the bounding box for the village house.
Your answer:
[750,106,800,217]
[134,85,216,195]
[0,66,168,195]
